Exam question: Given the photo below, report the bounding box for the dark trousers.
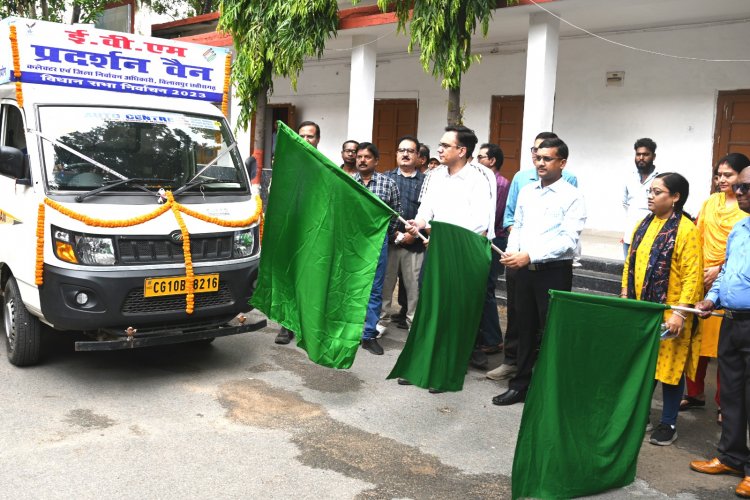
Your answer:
[508,262,573,392]
[503,267,519,364]
[478,236,507,347]
[717,316,750,474]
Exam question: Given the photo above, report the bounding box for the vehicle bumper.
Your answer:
[39,260,259,331]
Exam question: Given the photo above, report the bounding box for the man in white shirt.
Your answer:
[492,137,586,406]
[622,138,659,258]
[407,125,496,372]
[411,126,496,239]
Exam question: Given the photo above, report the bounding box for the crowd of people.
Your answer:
[271,120,750,496]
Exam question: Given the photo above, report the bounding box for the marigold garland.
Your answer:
[35,204,45,285]
[169,198,195,314]
[9,24,23,108]
[36,192,263,314]
[221,53,231,117]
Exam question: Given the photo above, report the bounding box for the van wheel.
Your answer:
[3,277,41,366]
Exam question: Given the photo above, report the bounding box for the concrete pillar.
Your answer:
[347,35,377,142]
[521,12,560,170]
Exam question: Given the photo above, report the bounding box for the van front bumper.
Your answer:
[39,261,259,331]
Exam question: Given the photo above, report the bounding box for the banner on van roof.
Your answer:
[0,17,230,103]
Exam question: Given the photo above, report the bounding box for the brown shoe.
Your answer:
[690,457,743,476]
[736,476,750,498]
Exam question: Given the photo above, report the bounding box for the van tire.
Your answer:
[3,277,41,366]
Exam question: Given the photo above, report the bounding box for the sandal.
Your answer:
[717,408,722,426]
[679,395,706,411]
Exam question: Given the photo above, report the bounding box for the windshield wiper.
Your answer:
[172,178,229,197]
[75,177,173,202]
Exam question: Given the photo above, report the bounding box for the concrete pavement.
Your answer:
[0,309,737,499]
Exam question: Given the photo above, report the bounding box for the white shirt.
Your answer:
[506,177,586,263]
[416,163,496,239]
[622,168,659,244]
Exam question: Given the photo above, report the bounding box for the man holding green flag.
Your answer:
[393,124,496,391]
[251,123,397,369]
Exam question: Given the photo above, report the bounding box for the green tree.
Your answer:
[218,0,339,176]
[381,0,499,125]
[1,0,198,24]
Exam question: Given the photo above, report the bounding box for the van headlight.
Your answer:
[52,226,116,265]
[76,236,116,265]
[233,228,256,257]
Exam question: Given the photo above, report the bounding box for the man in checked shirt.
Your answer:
[353,142,402,355]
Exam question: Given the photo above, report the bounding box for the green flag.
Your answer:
[387,221,491,391]
[512,291,665,499]
[251,122,395,369]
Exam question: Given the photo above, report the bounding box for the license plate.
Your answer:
[144,274,220,297]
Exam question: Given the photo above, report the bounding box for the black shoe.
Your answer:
[469,349,489,370]
[397,378,413,385]
[390,312,406,322]
[396,318,409,329]
[275,327,295,345]
[492,389,526,406]
[361,338,384,355]
[428,388,444,394]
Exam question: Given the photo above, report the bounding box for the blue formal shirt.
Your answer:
[503,167,578,230]
[706,217,750,310]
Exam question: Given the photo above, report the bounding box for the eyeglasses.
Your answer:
[438,143,463,150]
[536,156,561,163]
[647,188,669,196]
[396,148,417,155]
[476,155,488,161]
[732,182,750,194]
[342,149,357,154]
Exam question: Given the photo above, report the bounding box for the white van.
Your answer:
[0,18,264,365]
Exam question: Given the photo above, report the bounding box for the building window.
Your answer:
[95,1,135,33]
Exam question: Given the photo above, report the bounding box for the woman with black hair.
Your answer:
[621,172,703,446]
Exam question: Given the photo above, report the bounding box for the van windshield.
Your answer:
[38,106,247,193]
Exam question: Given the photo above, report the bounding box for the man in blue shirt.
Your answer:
[690,165,750,498]
[486,132,577,382]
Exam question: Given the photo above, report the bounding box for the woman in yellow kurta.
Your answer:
[682,153,750,421]
[621,172,703,447]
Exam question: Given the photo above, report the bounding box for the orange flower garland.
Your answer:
[221,53,231,117]
[44,197,172,227]
[9,24,23,108]
[35,204,45,285]
[168,193,195,314]
[35,193,263,314]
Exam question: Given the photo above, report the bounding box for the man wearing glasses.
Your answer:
[492,137,586,406]
[486,132,578,382]
[340,140,359,176]
[691,168,750,498]
[409,125,496,240]
[381,136,426,332]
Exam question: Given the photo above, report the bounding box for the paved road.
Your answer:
[0,310,738,499]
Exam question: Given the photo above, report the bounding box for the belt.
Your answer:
[527,260,573,272]
[725,309,750,321]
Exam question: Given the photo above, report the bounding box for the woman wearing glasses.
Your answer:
[681,153,750,424]
[621,172,703,446]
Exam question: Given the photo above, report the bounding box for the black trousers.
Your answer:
[477,236,507,347]
[503,267,519,364]
[508,262,573,392]
[717,316,750,474]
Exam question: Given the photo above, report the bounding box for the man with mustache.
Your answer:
[690,166,750,498]
[623,138,659,258]
[354,142,401,355]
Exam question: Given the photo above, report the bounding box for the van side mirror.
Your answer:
[0,146,25,179]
